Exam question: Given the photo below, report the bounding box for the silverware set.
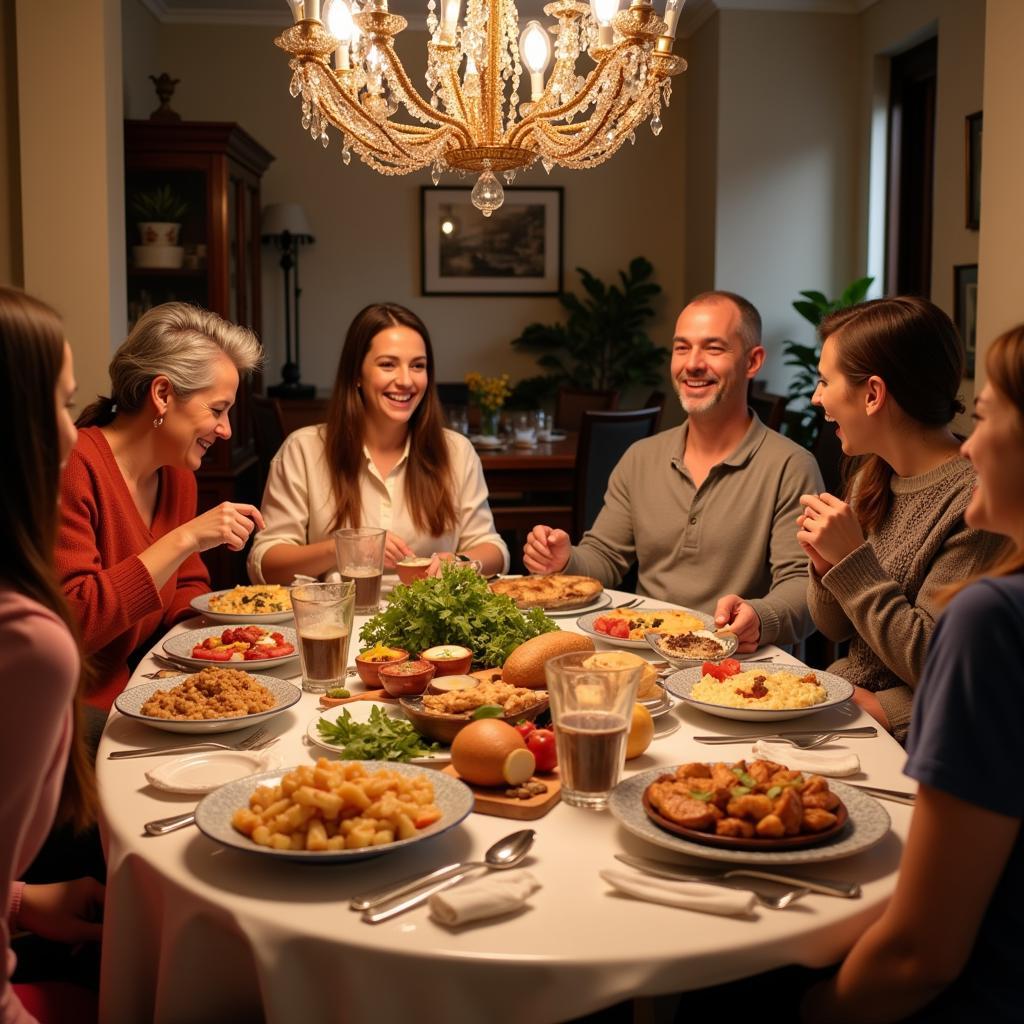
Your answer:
[109,726,277,760]
[693,725,878,746]
[614,598,644,610]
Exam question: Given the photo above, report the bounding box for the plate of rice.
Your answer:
[663,664,854,722]
[191,585,294,624]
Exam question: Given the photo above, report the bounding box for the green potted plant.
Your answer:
[130,185,189,264]
[781,276,874,448]
[508,257,667,408]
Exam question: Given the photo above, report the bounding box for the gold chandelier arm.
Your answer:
[483,0,503,144]
[379,44,475,148]
[441,61,471,126]
[508,52,625,146]
[528,83,620,159]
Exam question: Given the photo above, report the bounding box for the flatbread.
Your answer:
[490,574,604,610]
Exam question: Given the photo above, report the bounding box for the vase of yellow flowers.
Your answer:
[465,372,511,439]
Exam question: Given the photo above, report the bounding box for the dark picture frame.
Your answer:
[421,186,563,296]
[965,110,982,230]
[954,263,978,376]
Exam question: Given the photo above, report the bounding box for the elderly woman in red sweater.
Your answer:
[57,303,264,712]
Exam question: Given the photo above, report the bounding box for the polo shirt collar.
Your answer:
[676,409,768,468]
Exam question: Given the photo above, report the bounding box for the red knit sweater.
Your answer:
[56,427,210,711]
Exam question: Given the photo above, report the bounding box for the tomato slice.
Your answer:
[719,658,742,676]
[593,617,611,634]
[701,661,726,681]
[609,620,630,639]
[193,647,234,662]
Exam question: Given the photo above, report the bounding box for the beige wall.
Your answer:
[0,0,21,285]
[694,9,861,394]
[975,0,1024,384]
[123,0,161,121]
[16,0,126,409]
[147,23,688,404]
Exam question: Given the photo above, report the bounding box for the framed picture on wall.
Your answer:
[954,263,978,376]
[421,186,563,295]
[965,111,982,230]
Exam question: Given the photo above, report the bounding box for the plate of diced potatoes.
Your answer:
[194,758,474,863]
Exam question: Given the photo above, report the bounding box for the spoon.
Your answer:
[352,829,536,920]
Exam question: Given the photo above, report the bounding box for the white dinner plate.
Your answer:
[306,701,451,764]
[640,691,675,719]
[115,673,301,734]
[545,592,612,617]
[576,606,715,649]
[189,589,294,624]
[609,772,890,865]
[163,624,299,671]
[662,665,854,723]
[194,763,474,863]
[145,749,279,794]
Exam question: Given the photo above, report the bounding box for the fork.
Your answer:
[762,732,846,750]
[614,598,642,610]
[108,726,273,760]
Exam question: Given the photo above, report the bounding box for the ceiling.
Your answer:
[140,0,875,36]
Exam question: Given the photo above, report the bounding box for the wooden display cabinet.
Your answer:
[124,120,274,588]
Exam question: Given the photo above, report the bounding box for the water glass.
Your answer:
[533,409,552,442]
[544,651,643,809]
[446,405,470,436]
[290,581,355,694]
[334,527,387,614]
[513,411,537,447]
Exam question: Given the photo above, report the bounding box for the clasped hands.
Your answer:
[524,526,763,653]
[796,492,865,576]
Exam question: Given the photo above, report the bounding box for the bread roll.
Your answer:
[501,632,596,688]
[582,650,660,699]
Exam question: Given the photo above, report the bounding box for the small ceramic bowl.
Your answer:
[419,645,473,677]
[645,629,739,669]
[379,659,436,697]
[354,646,409,687]
[398,694,550,744]
[396,557,433,586]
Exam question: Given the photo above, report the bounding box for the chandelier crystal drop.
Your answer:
[276,0,686,214]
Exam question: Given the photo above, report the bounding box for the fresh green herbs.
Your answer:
[315,706,440,762]
[471,704,505,719]
[360,563,557,669]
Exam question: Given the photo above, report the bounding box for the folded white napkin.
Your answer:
[429,870,541,926]
[600,869,755,917]
[752,739,860,776]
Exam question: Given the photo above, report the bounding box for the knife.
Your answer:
[693,726,878,744]
[843,783,916,805]
[613,853,861,898]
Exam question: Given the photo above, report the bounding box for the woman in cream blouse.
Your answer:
[248,303,508,585]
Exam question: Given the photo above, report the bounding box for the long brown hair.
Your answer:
[325,303,456,537]
[819,296,965,533]
[77,302,263,428]
[0,286,96,831]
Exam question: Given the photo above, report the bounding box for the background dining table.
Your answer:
[95,589,915,1024]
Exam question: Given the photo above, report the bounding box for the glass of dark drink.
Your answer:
[290,581,355,694]
[544,651,643,810]
[333,528,387,614]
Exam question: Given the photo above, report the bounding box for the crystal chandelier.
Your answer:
[276,0,686,215]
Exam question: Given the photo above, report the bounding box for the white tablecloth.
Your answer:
[96,592,914,1024]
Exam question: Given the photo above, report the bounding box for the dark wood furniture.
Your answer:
[124,120,274,588]
[748,381,788,432]
[554,387,619,431]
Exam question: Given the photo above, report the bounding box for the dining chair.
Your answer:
[554,386,619,432]
[748,380,788,432]
[573,407,662,539]
[250,394,287,489]
[642,390,666,430]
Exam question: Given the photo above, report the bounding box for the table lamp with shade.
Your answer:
[262,202,316,398]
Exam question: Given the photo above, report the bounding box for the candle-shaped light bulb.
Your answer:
[305,0,321,21]
[590,0,619,45]
[441,0,462,43]
[325,0,353,68]
[285,0,305,22]
[662,0,683,38]
[519,20,551,100]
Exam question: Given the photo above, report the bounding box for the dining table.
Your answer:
[95,589,915,1024]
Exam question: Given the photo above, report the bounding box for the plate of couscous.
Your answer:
[191,585,294,624]
[663,663,854,722]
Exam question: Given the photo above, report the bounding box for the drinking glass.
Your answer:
[290,581,355,694]
[334,527,387,614]
[533,409,552,442]
[513,411,537,447]
[544,651,643,809]
[446,405,470,436]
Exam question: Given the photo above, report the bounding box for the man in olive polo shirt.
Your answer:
[523,291,823,651]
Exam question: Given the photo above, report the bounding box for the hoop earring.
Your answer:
[153,416,164,428]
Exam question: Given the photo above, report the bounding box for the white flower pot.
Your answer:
[138,221,181,246]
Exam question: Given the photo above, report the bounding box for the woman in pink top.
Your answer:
[1,287,104,1023]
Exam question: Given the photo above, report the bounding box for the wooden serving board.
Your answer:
[442,766,561,819]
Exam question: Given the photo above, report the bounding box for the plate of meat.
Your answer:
[163,624,299,670]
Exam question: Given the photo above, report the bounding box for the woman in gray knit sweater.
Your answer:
[796,296,1005,743]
